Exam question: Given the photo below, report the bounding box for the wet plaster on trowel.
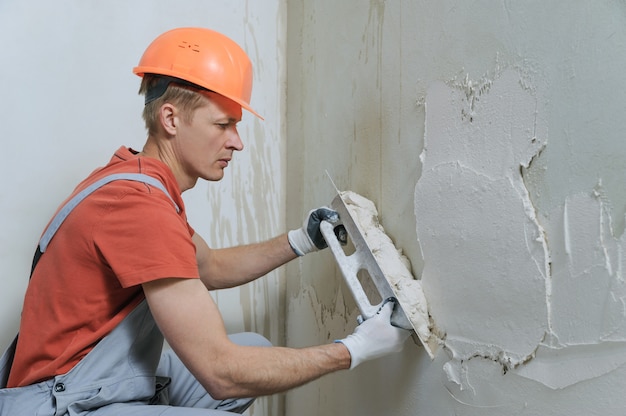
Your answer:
[340,191,432,344]
[417,69,626,408]
[415,69,550,398]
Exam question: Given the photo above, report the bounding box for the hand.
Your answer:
[288,207,345,256]
[336,299,412,369]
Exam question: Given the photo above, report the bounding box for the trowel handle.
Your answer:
[320,221,379,321]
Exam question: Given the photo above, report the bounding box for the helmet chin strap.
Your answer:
[144,75,211,105]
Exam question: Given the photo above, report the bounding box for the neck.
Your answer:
[140,136,197,192]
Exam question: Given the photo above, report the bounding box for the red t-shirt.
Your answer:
[8,147,200,387]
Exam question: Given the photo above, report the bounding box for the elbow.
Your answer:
[199,357,246,400]
[202,376,240,401]
[190,339,272,399]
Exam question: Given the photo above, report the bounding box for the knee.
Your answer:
[228,332,272,348]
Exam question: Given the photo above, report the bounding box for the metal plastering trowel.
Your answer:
[320,177,436,359]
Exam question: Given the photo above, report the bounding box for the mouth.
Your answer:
[218,158,231,168]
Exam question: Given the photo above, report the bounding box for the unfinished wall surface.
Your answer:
[3,1,626,415]
[285,0,626,415]
[0,2,285,415]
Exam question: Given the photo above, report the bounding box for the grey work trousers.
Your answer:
[0,300,271,415]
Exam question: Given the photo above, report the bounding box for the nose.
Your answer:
[227,127,244,151]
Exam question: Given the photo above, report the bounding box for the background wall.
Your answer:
[0,2,285,415]
[285,0,626,415]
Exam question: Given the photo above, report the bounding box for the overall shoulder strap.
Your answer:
[30,173,179,275]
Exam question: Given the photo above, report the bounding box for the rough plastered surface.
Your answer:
[515,190,626,390]
[416,69,549,384]
[415,68,626,410]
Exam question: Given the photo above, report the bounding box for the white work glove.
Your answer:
[337,299,412,369]
[288,207,346,256]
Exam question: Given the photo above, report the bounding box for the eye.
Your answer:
[215,119,240,130]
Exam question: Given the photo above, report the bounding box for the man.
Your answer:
[0,27,410,415]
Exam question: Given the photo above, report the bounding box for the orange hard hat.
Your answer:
[133,27,262,120]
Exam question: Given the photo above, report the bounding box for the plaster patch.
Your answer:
[514,341,626,389]
[513,189,626,389]
[416,69,549,393]
[546,191,626,344]
[417,68,626,397]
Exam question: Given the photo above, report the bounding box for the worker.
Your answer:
[0,27,411,415]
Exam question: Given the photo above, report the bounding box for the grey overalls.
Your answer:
[0,174,269,415]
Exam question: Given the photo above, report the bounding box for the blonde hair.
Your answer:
[138,75,207,135]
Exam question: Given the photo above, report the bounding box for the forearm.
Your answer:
[194,206,342,289]
[144,278,351,399]
[197,233,298,290]
[203,342,351,399]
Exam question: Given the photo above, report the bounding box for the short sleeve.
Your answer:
[93,187,200,287]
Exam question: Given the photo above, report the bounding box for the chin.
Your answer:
[203,170,226,182]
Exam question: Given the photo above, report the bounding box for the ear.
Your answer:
[158,103,178,136]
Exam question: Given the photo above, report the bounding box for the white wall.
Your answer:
[285,0,626,415]
[0,2,285,415]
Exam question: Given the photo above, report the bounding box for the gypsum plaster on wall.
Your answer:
[514,189,626,389]
[415,69,549,396]
[417,68,626,396]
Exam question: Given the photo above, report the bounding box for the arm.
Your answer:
[193,232,297,290]
[143,277,351,399]
[193,206,344,290]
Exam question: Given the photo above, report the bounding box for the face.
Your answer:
[173,92,244,183]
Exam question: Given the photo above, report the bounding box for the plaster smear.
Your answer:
[514,189,626,389]
[417,69,626,404]
[416,69,550,395]
[340,190,431,345]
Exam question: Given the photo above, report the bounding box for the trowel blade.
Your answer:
[321,178,436,358]
[331,193,412,328]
